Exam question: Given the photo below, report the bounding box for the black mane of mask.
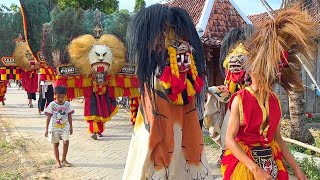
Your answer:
[219,24,255,76]
[126,4,205,94]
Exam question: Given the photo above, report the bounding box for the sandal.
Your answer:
[91,134,97,140]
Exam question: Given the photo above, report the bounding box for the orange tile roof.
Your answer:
[167,0,248,45]
[248,6,319,36]
[167,0,206,25]
[247,10,281,27]
[203,0,246,40]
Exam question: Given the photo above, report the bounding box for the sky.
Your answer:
[2,0,282,15]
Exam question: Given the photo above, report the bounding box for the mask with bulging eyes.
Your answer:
[228,53,248,73]
[171,40,193,72]
[88,45,113,84]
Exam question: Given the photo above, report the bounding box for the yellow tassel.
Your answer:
[67,78,75,87]
[93,122,99,133]
[114,87,124,98]
[124,77,131,88]
[160,81,171,89]
[83,77,92,87]
[109,76,116,86]
[229,81,236,94]
[186,79,196,97]
[176,94,183,105]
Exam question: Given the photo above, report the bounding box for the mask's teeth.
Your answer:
[181,54,185,62]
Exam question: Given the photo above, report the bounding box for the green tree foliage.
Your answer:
[50,7,86,50]
[20,0,51,55]
[102,9,131,39]
[58,0,119,15]
[134,0,146,12]
[45,7,87,64]
[0,4,23,58]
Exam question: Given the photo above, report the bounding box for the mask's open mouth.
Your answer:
[177,53,191,72]
[229,61,243,73]
[91,62,110,73]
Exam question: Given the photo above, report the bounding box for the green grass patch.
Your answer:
[0,172,21,180]
[0,140,26,153]
[299,158,320,180]
[0,141,16,152]
[203,135,220,149]
[44,159,56,165]
[306,117,320,124]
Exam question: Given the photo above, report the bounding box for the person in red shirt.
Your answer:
[221,7,316,180]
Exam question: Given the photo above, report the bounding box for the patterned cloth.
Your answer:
[196,76,207,121]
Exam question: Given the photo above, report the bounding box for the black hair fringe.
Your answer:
[126,4,205,94]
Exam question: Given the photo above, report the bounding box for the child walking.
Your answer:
[44,86,74,168]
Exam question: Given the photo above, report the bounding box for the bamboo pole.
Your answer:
[283,137,320,154]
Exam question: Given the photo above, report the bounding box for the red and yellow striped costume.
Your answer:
[0,81,8,102]
[55,74,140,133]
[221,87,289,179]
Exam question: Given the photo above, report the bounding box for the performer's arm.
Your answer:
[274,125,307,180]
[68,114,73,135]
[45,115,51,137]
[225,95,272,179]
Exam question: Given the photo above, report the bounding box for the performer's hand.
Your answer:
[217,85,228,93]
[45,130,48,137]
[294,167,308,180]
[252,167,272,180]
[70,127,73,135]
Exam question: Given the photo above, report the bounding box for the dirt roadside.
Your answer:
[0,116,55,180]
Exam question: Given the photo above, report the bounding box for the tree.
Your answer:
[20,0,52,57]
[134,0,146,12]
[57,0,119,15]
[102,9,131,39]
[0,4,23,58]
[281,0,316,144]
[43,7,87,65]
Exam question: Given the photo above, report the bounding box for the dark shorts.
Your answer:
[27,93,36,100]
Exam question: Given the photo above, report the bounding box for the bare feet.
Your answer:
[56,162,62,168]
[61,160,72,167]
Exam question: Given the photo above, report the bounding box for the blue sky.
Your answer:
[2,0,281,15]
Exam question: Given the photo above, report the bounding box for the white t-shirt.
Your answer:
[45,101,74,132]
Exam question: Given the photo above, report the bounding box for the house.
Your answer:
[166,0,251,86]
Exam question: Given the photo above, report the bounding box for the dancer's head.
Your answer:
[55,86,67,104]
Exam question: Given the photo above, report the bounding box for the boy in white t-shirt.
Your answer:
[45,86,74,168]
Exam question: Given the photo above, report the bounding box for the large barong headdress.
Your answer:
[126,4,205,96]
[68,34,126,84]
[245,5,317,99]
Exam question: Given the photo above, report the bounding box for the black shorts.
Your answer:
[27,93,36,100]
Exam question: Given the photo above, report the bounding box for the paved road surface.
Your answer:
[0,85,222,180]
